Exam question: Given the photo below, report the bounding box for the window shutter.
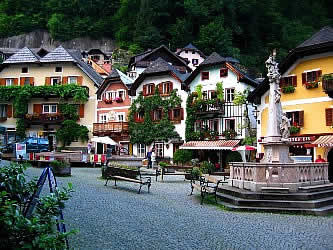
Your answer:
[298,110,304,127]
[20,77,25,86]
[169,81,173,92]
[168,110,172,120]
[326,108,333,126]
[0,78,5,86]
[158,83,163,94]
[30,77,34,86]
[7,104,12,118]
[62,77,68,85]
[33,104,42,114]
[79,104,84,118]
[143,85,147,96]
[292,76,297,87]
[317,70,322,81]
[279,78,285,88]
[151,84,155,94]
[302,73,306,84]
[14,78,18,86]
[180,108,184,120]
[150,111,154,120]
[45,77,51,86]
[77,76,83,86]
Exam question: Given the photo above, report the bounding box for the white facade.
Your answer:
[178,50,205,70]
[189,65,256,139]
[132,74,188,159]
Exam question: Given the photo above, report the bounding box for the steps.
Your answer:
[216,184,333,216]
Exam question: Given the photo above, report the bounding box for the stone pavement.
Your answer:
[22,167,333,250]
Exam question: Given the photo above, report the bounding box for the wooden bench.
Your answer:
[190,175,222,205]
[104,167,151,194]
[156,165,193,181]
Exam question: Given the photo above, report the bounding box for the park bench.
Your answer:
[190,175,222,205]
[104,166,151,194]
[156,165,193,181]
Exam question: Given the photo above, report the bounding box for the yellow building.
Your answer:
[248,26,333,180]
[0,46,103,150]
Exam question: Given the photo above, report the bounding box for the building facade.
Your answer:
[176,43,206,70]
[0,46,103,150]
[248,26,333,169]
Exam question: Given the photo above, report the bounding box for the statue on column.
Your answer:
[280,113,291,141]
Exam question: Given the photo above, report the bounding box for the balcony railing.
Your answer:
[24,113,64,125]
[93,122,129,135]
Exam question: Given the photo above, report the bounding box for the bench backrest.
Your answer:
[105,167,140,179]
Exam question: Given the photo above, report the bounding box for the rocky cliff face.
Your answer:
[0,30,116,51]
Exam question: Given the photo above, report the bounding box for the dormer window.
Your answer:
[185,50,188,54]
[220,68,228,77]
[21,67,28,73]
[201,72,209,80]
[192,59,198,65]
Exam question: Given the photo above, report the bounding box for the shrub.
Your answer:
[0,163,75,249]
[50,160,68,170]
[190,167,202,180]
[226,151,242,165]
[173,149,193,166]
[199,161,215,174]
[159,161,169,168]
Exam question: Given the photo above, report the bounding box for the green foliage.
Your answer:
[50,160,68,170]
[222,129,237,139]
[282,85,295,94]
[195,84,203,100]
[216,82,224,102]
[199,161,215,174]
[226,151,243,164]
[16,118,26,139]
[173,149,193,165]
[106,162,138,170]
[290,126,300,134]
[159,161,169,168]
[0,163,75,249]
[233,89,249,105]
[185,93,197,141]
[128,89,182,145]
[59,103,79,121]
[190,166,201,179]
[56,120,89,147]
[113,63,128,74]
[242,136,256,145]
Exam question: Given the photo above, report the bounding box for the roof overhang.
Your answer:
[180,140,240,150]
[312,135,333,147]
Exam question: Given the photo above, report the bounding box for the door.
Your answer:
[97,143,103,154]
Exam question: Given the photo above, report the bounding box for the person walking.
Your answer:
[151,149,156,169]
[146,149,152,169]
[87,141,92,154]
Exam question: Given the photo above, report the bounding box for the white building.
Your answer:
[176,43,206,70]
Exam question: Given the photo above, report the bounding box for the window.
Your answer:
[155,142,164,157]
[24,77,30,86]
[147,84,154,95]
[286,111,304,127]
[51,77,61,86]
[220,68,228,77]
[6,79,14,86]
[117,112,125,122]
[201,72,209,80]
[210,119,219,132]
[153,109,162,121]
[208,90,217,99]
[325,108,333,126]
[192,51,195,54]
[280,76,297,87]
[225,88,235,102]
[173,108,181,120]
[91,55,100,61]
[192,59,198,65]
[55,66,62,73]
[43,104,57,114]
[185,50,188,54]
[99,114,108,123]
[68,76,78,84]
[135,110,145,122]
[21,67,28,73]
[138,143,146,158]
[302,70,321,84]
[225,119,235,130]
[117,90,126,99]
[0,104,7,119]
[159,81,172,95]
[106,91,117,100]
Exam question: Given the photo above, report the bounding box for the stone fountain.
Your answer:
[228,51,329,192]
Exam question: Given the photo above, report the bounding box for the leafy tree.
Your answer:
[173,149,193,166]
[56,120,89,147]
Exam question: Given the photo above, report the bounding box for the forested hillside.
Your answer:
[0,0,332,72]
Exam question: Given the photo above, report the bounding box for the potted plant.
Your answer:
[290,125,300,134]
[222,129,237,139]
[305,81,319,89]
[115,97,123,103]
[50,160,71,176]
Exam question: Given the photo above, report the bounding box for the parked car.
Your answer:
[15,137,49,153]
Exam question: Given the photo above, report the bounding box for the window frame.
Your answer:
[172,108,181,121]
[55,66,62,73]
[225,88,235,102]
[154,142,164,158]
[117,112,126,122]
[0,104,8,118]
[201,71,209,80]
[21,67,29,74]
[220,68,228,78]
[225,119,236,131]
[138,143,146,158]
[99,113,108,123]
[147,83,154,95]
[117,89,126,99]
[50,76,61,86]
[6,78,14,86]
[192,59,198,65]
[42,104,57,114]
[68,76,78,84]
[106,91,117,100]
[153,109,163,121]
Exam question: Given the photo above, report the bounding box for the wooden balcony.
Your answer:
[195,102,225,117]
[93,122,129,136]
[323,78,333,98]
[24,113,64,125]
[195,102,244,119]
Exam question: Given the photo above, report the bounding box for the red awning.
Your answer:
[180,140,240,150]
[312,135,333,147]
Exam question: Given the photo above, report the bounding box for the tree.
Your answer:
[56,120,89,147]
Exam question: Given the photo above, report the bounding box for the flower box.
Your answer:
[115,97,123,103]
[305,81,319,89]
[104,99,113,104]
[282,85,295,94]
[290,126,300,135]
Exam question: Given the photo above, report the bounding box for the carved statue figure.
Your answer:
[280,113,291,140]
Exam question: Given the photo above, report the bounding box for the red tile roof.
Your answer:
[180,140,240,150]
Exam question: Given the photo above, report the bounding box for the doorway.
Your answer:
[327,148,333,182]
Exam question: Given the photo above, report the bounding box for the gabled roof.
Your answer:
[128,44,192,72]
[200,52,226,66]
[248,26,333,104]
[176,43,206,59]
[96,69,133,98]
[40,46,76,62]
[3,47,40,64]
[297,26,333,48]
[184,43,199,50]
[129,57,188,96]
